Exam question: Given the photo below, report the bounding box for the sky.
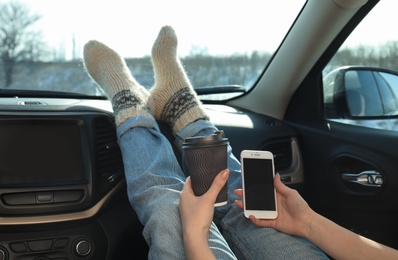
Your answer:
[342,0,398,49]
[2,0,398,59]
[4,0,306,59]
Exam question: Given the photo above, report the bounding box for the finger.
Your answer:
[234,189,243,198]
[249,215,272,227]
[206,169,229,200]
[234,199,244,209]
[181,176,193,193]
[249,215,258,224]
[179,177,191,208]
[249,215,262,226]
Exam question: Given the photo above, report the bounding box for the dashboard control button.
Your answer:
[54,190,83,203]
[0,246,8,260]
[28,239,52,252]
[75,239,92,257]
[53,238,69,249]
[35,192,54,203]
[9,242,27,253]
[3,193,35,205]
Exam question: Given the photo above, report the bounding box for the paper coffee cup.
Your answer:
[182,130,229,207]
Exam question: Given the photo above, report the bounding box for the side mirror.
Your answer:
[323,66,398,118]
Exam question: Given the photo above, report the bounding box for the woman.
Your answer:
[83,25,327,260]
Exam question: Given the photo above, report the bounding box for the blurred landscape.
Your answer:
[0,53,270,96]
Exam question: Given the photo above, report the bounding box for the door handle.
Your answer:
[341,170,384,187]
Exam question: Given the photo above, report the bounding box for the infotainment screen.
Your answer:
[0,120,85,187]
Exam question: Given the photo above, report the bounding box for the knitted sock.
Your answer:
[148,26,209,135]
[83,40,150,127]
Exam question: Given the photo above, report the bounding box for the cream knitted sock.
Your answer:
[148,26,209,135]
[83,40,150,127]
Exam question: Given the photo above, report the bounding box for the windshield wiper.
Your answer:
[194,85,247,95]
[0,89,106,99]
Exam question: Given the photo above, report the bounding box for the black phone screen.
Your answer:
[243,158,276,210]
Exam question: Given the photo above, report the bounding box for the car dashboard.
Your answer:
[0,97,305,260]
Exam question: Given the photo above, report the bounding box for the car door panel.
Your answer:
[290,120,398,248]
[207,106,306,188]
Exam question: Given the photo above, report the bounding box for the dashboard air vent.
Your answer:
[94,118,124,184]
[261,138,292,172]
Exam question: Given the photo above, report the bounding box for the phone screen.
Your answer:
[243,158,276,210]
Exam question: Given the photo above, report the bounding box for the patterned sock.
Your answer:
[83,40,150,127]
[148,25,209,135]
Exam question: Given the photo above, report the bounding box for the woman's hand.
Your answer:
[179,169,229,236]
[236,174,398,260]
[234,173,314,238]
[178,169,229,260]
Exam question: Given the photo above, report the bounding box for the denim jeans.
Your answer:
[117,115,329,259]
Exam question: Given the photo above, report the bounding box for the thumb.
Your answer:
[182,176,193,192]
[206,169,229,200]
[274,173,291,196]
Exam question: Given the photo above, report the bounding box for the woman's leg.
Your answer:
[83,40,235,259]
[118,116,236,259]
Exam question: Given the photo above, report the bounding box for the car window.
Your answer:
[323,0,398,131]
[0,0,306,97]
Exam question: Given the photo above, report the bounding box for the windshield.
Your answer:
[0,0,306,97]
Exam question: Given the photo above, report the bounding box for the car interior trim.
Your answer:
[0,180,124,226]
[333,0,368,9]
[229,0,364,119]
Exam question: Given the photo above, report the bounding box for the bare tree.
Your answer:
[378,41,398,71]
[0,1,46,87]
[327,40,398,74]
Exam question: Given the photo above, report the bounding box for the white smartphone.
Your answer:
[240,150,278,219]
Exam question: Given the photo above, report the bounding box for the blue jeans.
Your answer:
[117,115,329,259]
